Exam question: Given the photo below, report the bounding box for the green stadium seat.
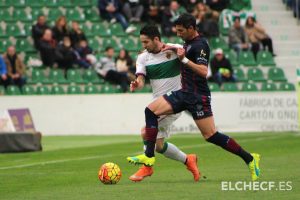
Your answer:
[26,0,46,8]
[0,85,5,95]
[238,51,257,66]
[261,82,277,91]
[37,85,49,95]
[268,68,287,82]
[224,50,239,67]
[6,24,24,37]
[82,69,101,83]
[58,0,72,7]
[88,38,101,51]
[67,69,86,84]
[30,9,44,21]
[28,68,49,84]
[0,9,13,22]
[16,39,36,53]
[82,24,92,37]
[110,23,126,37]
[46,0,59,7]
[100,84,120,94]
[233,68,247,82]
[0,27,8,39]
[257,51,276,66]
[169,37,183,44]
[6,85,21,95]
[66,9,85,22]
[91,0,98,6]
[67,85,82,94]
[0,0,8,8]
[0,40,12,53]
[279,82,295,91]
[9,0,26,7]
[84,84,99,94]
[241,82,258,92]
[22,85,35,95]
[222,82,239,91]
[48,69,68,84]
[247,68,266,82]
[229,0,252,11]
[102,38,120,51]
[48,9,64,21]
[92,23,110,37]
[208,83,221,91]
[210,37,229,51]
[12,8,31,22]
[73,0,91,7]
[119,38,137,51]
[51,85,65,94]
[84,9,99,22]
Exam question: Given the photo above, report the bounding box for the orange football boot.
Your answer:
[186,154,201,182]
[129,165,153,182]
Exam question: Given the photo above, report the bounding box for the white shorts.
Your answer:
[157,113,181,139]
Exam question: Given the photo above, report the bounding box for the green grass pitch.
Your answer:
[0,132,299,200]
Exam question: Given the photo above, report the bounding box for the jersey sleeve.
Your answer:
[192,41,210,66]
[135,54,146,76]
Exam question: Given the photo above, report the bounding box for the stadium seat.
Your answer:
[279,82,296,91]
[84,84,99,94]
[100,84,121,93]
[238,51,257,66]
[82,24,92,37]
[6,24,24,38]
[229,0,252,11]
[222,82,239,91]
[261,82,277,91]
[29,68,49,84]
[257,51,276,66]
[82,69,101,84]
[84,9,99,22]
[208,83,221,91]
[0,27,7,39]
[67,69,86,84]
[67,85,82,94]
[247,68,266,82]
[110,23,126,37]
[0,85,4,95]
[0,40,11,53]
[119,38,137,51]
[6,85,21,95]
[92,23,110,37]
[268,68,287,82]
[241,82,258,92]
[0,0,8,8]
[9,0,26,7]
[30,9,44,22]
[22,85,35,95]
[73,0,91,7]
[12,8,31,22]
[16,39,36,53]
[233,68,247,82]
[88,38,101,52]
[58,0,72,7]
[48,69,68,84]
[48,9,64,21]
[210,37,229,51]
[26,0,46,8]
[46,0,59,8]
[51,85,65,94]
[102,38,120,51]
[66,9,85,22]
[36,85,50,95]
[224,50,239,67]
[0,9,13,22]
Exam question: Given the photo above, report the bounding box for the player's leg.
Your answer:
[193,116,260,181]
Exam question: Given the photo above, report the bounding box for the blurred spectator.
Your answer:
[3,46,26,89]
[94,46,129,92]
[161,0,184,36]
[115,49,135,81]
[245,16,275,56]
[178,0,200,13]
[210,48,236,86]
[122,0,144,22]
[143,0,169,23]
[32,15,50,50]
[206,0,229,12]
[98,0,136,33]
[52,16,70,43]
[39,29,57,67]
[55,36,76,71]
[70,21,87,48]
[229,16,259,57]
[0,56,9,88]
[74,40,93,69]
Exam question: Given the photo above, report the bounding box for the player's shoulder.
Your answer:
[136,50,148,63]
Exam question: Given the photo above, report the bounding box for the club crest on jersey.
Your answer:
[166,52,171,59]
[200,49,206,57]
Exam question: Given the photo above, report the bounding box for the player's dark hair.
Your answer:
[105,46,114,51]
[174,13,196,29]
[140,25,161,41]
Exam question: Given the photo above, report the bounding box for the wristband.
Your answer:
[181,57,189,64]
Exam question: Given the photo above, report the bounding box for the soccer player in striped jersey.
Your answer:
[128,25,200,182]
[127,14,261,181]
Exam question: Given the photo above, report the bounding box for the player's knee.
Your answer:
[141,128,146,139]
[145,107,158,127]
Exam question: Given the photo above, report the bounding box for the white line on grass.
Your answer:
[0,134,287,170]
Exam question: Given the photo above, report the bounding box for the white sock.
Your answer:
[160,142,187,164]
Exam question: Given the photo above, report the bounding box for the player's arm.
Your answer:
[176,48,208,78]
[130,75,145,92]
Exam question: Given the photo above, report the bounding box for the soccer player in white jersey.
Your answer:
[128,25,200,182]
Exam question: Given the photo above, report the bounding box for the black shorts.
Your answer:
[163,90,213,120]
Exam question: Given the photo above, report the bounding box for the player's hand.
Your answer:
[130,79,139,92]
[177,48,186,60]
[161,44,178,52]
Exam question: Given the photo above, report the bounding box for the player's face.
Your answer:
[175,25,192,41]
[140,35,157,53]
